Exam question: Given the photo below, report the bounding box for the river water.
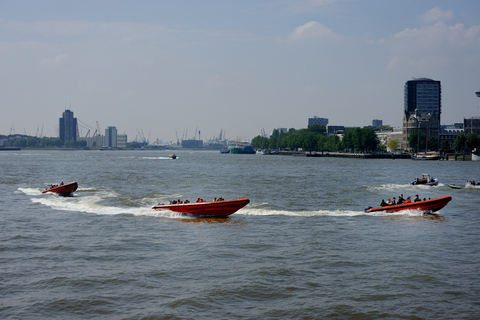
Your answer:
[1,150,479,319]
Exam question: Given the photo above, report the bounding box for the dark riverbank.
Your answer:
[269,150,411,159]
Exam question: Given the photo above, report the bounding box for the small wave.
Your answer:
[30,192,192,220]
[237,208,424,217]
[366,184,409,191]
[17,187,43,196]
[140,156,173,160]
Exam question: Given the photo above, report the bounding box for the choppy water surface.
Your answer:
[1,150,480,319]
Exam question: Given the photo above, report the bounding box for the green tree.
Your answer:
[440,140,451,152]
[302,132,318,151]
[408,130,426,152]
[376,125,393,131]
[453,133,466,153]
[13,138,26,148]
[466,133,480,152]
[388,139,399,151]
[342,127,379,153]
[361,127,379,152]
[307,124,326,135]
[26,137,38,148]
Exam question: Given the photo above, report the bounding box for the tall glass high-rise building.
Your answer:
[403,78,441,151]
[59,109,77,143]
[105,126,117,148]
[404,78,441,122]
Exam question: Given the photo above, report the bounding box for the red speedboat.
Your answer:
[365,196,452,214]
[153,198,250,217]
[42,181,78,196]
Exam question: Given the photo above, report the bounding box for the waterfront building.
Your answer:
[105,126,117,148]
[404,78,441,121]
[372,119,383,129]
[403,111,440,152]
[117,134,127,149]
[59,109,77,143]
[181,139,203,148]
[439,124,463,150]
[308,117,328,127]
[403,78,441,151]
[327,125,345,136]
[464,117,480,135]
[376,127,403,152]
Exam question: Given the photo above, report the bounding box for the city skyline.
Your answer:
[1,1,480,142]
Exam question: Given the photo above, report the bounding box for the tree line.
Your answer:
[406,130,480,153]
[251,125,381,153]
[0,134,146,149]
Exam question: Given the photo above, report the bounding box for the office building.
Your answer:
[117,134,127,149]
[105,126,117,148]
[59,109,77,143]
[308,117,328,127]
[403,78,441,151]
[404,78,441,121]
[372,119,383,129]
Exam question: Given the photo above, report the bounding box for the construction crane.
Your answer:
[96,121,102,147]
[96,121,101,136]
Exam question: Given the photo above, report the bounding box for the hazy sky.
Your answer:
[1,0,480,143]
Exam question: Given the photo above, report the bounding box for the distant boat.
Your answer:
[411,174,438,186]
[412,152,440,160]
[0,147,21,151]
[449,181,478,189]
[169,154,177,159]
[448,184,464,189]
[472,148,480,161]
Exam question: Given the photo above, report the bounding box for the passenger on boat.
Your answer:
[414,195,421,202]
[405,197,412,204]
[380,199,387,207]
[60,181,64,185]
[386,199,391,205]
[398,194,405,204]
[391,197,397,205]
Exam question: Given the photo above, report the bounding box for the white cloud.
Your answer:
[383,22,480,71]
[419,7,454,23]
[287,21,340,42]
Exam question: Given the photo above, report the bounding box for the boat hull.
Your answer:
[448,184,464,189]
[473,149,480,161]
[153,198,250,217]
[366,196,452,214]
[42,181,78,196]
[411,179,438,186]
